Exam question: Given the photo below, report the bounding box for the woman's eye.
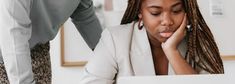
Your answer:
[172,6,184,14]
[173,9,183,13]
[151,12,161,16]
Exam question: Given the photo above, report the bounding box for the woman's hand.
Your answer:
[161,15,198,74]
[161,14,187,51]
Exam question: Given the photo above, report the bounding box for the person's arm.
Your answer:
[0,0,35,84]
[0,48,3,63]
[80,29,117,84]
[70,0,102,50]
[161,15,197,74]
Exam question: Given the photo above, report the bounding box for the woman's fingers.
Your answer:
[162,14,187,50]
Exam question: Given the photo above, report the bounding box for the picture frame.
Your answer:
[60,25,92,67]
[221,55,235,61]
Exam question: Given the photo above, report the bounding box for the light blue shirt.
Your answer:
[0,0,102,83]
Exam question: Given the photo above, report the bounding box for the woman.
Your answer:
[80,0,224,83]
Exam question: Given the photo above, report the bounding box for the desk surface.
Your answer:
[117,74,234,84]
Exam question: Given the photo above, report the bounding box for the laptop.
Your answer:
[117,74,233,84]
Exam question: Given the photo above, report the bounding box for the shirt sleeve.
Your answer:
[0,0,35,84]
[0,48,3,63]
[70,0,102,50]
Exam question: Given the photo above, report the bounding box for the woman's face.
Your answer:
[139,0,185,42]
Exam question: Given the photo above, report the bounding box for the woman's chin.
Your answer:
[159,38,168,43]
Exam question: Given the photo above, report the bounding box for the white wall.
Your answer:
[50,0,235,84]
[50,22,88,84]
[224,61,235,75]
[197,0,235,55]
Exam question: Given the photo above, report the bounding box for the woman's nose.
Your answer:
[160,13,173,26]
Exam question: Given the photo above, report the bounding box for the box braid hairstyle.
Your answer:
[121,0,224,74]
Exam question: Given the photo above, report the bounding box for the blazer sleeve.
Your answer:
[80,29,118,84]
[70,0,102,50]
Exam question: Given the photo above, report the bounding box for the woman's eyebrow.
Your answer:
[171,2,182,8]
[147,5,162,9]
[146,1,182,9]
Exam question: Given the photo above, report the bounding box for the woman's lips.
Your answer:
[160,32,173,38]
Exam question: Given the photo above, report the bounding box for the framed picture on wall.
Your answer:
[221,55,235,61]
[60,21,94,67]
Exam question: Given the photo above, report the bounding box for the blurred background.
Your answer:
[48,0,235,84]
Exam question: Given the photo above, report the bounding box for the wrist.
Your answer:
[162,45,177,52]
[163,48,179,58]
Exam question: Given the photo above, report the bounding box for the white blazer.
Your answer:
[80,22,205,84]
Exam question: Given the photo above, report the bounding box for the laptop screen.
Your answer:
[117,74,233,84]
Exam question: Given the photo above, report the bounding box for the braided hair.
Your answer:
[121,0,224,74]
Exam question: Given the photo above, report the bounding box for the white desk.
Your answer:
[117,74,234,84]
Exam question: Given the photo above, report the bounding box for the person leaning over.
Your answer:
[0,0,102,84]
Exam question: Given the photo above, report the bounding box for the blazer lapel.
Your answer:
[129,23,155,76]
